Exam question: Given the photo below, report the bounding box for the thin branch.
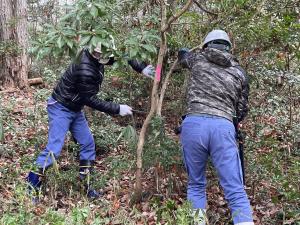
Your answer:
[157,44,202,115]
[171,22,198,26]
[193,0,218,16]
[161,0,193,32]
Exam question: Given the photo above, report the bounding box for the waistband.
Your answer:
[186,113,227,119]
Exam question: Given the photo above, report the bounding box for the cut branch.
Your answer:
[28,77,43,86]
[161,0,193,32]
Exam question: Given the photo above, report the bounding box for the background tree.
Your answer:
[0,0,29,89]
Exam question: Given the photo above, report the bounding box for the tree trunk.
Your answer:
[132,0,168,204]
[0,0,29,90]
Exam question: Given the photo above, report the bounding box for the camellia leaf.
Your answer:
[66,39,74,49]
[57,36,64,48]
[129,48,138,58]
[80,35,92,46]
[142,44,157,54]
[90,36,98,47]
[90,5,98,18]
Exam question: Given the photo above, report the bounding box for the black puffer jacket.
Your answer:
[52,49,147,114]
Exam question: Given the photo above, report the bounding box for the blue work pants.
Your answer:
[180,115,253,224]
[36,97,95,168]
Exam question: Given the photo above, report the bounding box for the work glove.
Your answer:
[119,104,133,116]
[142,65,155,79]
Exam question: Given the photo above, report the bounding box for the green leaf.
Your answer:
[91,36,101,47]
[57,36,65,48]
[66,39,74,49]
[60,12,74,21]
[90,5,98,18]
[80,35,92,46]
[141,52,148,60]
[129,48,138,58]
[29,46,39,54]
[117,125,138,144]
[142,44,157,54]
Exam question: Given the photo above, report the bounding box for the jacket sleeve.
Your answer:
[178,48,193,69]
[128,59,147,73]
[82,95,120,115]
[104,56,116,65]
[236,66,250,122]
[74,65,120,114]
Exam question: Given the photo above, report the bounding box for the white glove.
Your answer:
[119,104,133,116]
[142,65,155,79]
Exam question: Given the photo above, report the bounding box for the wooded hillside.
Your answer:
[0,0,299,224]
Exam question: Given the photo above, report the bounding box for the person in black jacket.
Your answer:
[26,46,154,198]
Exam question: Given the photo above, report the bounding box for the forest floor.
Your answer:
[0,88,299,225]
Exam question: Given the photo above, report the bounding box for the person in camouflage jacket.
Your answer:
[178,30,254,225]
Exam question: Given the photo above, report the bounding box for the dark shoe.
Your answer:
[79,160,101,199]
[26,170,44,203]
[87,189,102,198]
[27,171,43,191]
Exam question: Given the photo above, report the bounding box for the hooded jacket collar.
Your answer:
[203,48,239,67]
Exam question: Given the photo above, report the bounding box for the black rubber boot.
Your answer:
[79,160,101,199]
[26,169,44,202]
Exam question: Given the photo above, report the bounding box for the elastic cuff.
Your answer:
[34,168,45,176]
[235,222,254,225]
[79,165,92,168]
[79,160,94,167]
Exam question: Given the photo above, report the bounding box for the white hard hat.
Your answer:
[202,30,232,48]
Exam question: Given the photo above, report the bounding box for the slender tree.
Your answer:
[132,0,193,204]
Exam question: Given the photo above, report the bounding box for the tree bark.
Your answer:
[0,0,29,90]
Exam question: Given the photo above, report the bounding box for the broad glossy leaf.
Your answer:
[80,35,92,46]
[90,5,98,18]
[57,36,65,48]
[142,44,157,54]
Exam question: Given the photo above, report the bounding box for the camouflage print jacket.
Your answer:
[178,48,249,122]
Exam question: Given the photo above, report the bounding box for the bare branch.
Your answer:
[193,0,218,16]
[161,0,193,32]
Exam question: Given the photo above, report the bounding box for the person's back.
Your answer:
[183,48,248,122]
[178,30,254,225]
